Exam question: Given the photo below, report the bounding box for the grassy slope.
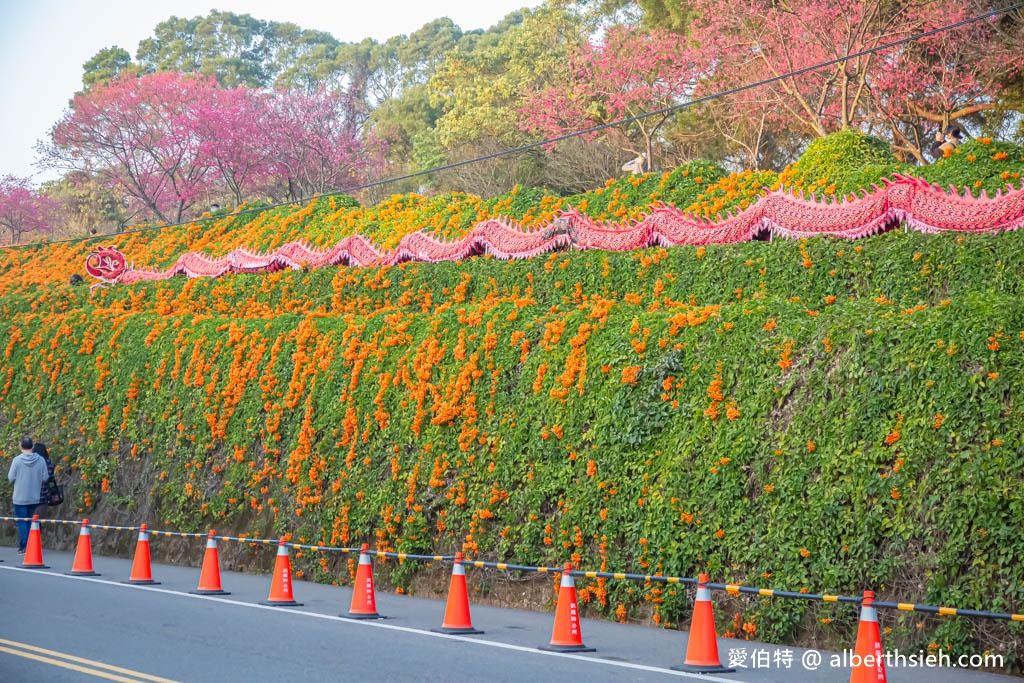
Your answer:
[1,226,1023,663]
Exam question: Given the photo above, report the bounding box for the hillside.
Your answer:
[2,204,1024,662]
[2,128,1024,664]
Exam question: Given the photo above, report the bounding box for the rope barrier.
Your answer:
[3,515,1021,622]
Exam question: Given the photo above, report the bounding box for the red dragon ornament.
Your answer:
[85,245,128,293]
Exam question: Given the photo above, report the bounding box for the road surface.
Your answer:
[0,545,1014,682]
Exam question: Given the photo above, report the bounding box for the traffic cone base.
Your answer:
[191,588,230,595]
[341,611,385,620]
[67,569,100,576]
[122,578,161,585]
[432,625,484,635]
[260,598,302,606]
[671,662,736,674]
[539,643,596,653]
[21,517,49,569]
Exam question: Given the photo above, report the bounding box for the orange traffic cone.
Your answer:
[343,543,385,619]
[539,563,594,652]
[671,574,735,673]
[432,552,483,634]
[123,524,160,585]
[260,538,302,606]
[66,518,99,576]
[850,590,887,683]
[21,515,49,569]
[190,530,229,595]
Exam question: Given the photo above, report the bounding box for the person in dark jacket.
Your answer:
[33,442,55,507]
[930,125,964,160]
[8,436,48,552]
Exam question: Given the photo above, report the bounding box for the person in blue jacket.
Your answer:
[8,436,49,553]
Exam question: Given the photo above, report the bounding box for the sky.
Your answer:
[0,0,539,184]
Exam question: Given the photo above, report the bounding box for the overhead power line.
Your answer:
[7,0,1023,251]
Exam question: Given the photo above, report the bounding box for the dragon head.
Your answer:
[85,246,127,282]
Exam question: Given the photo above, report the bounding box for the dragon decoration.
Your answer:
[84,245,128,293]
[87,176,1024,288]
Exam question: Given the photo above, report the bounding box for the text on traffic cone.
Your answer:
[191,530,229,595]
[21,515,49,569]
[432,552,483,634]
[539,563,595,652]
[67,518,99,576]
[850,591,887,683]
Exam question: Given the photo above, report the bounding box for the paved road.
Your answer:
[0,545,1014,682]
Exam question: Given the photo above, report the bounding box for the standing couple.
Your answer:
[8,436,57,553]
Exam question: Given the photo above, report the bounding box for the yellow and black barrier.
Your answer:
[3,515,1022,623]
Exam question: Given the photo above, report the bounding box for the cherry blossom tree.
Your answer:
[194,87,276,206]
[263,87,370,199]
[870,2,1020,162]
[687,0,1019,163]
[41,71,379,218]
[0,176,55,245]
[41,72,219,224]
[519,26,705,167]
[688,0,924,138]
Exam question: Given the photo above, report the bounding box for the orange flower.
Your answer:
[778,340,794,370]
[620,365,641,385]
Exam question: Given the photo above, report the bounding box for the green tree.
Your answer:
[266,23,343,90]
[574,0,691,32]
[430,4,586,147]
[130,10,341,89]
[81,47,136,89]
[43,172,131,237]
[134,12,270,87]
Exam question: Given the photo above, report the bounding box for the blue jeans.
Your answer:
[14,503,39,551]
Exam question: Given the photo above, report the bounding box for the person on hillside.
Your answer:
[8,436,49,553]
[33,442,55,507]
[930,125,964,160]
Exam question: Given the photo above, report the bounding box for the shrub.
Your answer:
[776,130,902,197]
[910,138,1024,197]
